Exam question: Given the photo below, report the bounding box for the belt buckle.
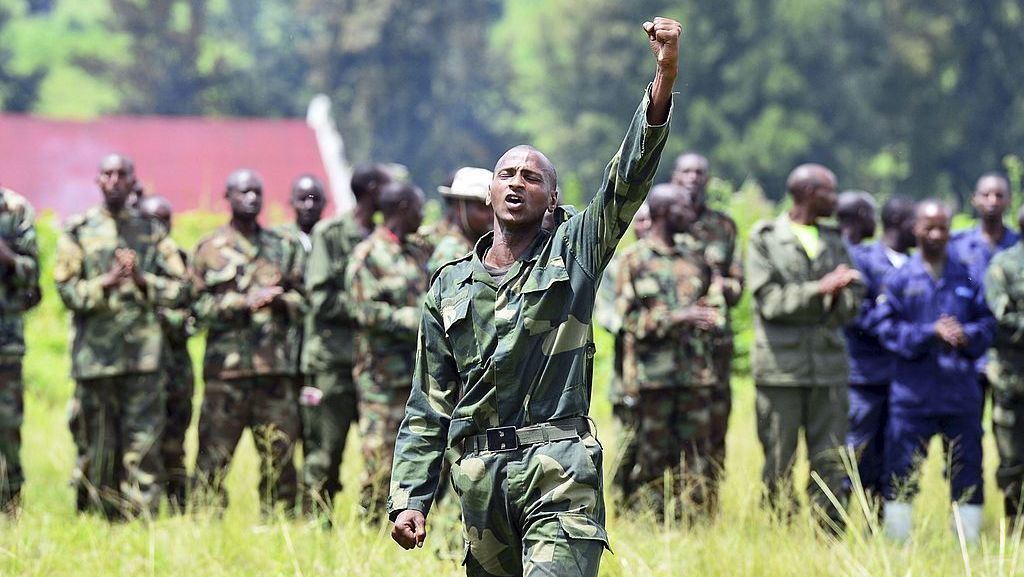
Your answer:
[485,426,519,452]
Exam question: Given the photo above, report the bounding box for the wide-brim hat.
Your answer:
[438,167,492,204]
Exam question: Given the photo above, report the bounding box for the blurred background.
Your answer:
[1,0,1024,216]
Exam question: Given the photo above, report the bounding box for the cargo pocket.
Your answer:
[557,512,611,552]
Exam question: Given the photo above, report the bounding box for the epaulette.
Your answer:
[429,251,474,286]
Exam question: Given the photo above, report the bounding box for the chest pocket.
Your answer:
[520,261,572,328]
[441,295,481,375]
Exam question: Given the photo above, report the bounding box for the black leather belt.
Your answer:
[462,417,589,453]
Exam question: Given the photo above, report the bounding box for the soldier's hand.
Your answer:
[818,265,860,296]
[392,510,427,550]
[643,17,681,74]
[0,238,15,268]
[246,286,284,311]
[935,315,967,348]
[100,257,131,290]
[673,305,720,331]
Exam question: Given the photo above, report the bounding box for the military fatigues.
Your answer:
[156,247,195,509]
[346,226,430,516]
[875,252,994,505]
[190,225,305,514]
[0,189,39,513]
[389,89,669,577]
[300,215,366,516]
[428,231,474,276]
[613,238,714,517]
[746,215,864,527]
[675,207,743,511]
[54,205,188,518]
[985,242,1024,518]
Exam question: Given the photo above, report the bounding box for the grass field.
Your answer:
[3,211,1022,576]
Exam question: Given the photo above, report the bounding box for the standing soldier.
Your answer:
[277,175,327,254]
[138,196,195,511]
[842,196,915,504]
[301,165,391,518]
[746,163,864,532]
[0,185,39,516]
[55,153,188,519]
[346,182,429,518]
[427,167,494,274]
[614,184,720,518]
[671,152,743,512]
[876,200,994,543]
[984,205,1024,527]
[389,18,680,576]
[191,169,306,516]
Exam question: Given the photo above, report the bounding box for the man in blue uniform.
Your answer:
[951,173,1018,278]
[844,196,916,502]
[876,200,995,543]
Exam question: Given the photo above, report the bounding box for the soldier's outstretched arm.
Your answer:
[570,18,680,276]
[390,288,459,548]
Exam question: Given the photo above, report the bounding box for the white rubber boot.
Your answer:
[884,501,912,542]
[954,504,983,545]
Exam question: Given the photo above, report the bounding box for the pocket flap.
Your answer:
[522,262,570,294]
[440,296,471,332]
[557,512,611,551]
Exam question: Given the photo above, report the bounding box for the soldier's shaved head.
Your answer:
[646,183,683,217]
[96,153,137,211]
[786,163,838,220]
[378,182,424,217]
[138,195,173,228]
[351,164,392,203]
[226,169,262,194]
[914,199,952,260]
[495,145,558,192]
[915,199,951,222]
[99,153,135,175]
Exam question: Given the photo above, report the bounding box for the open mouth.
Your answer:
[504,193,525,209]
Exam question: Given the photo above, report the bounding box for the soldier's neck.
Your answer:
[230,216,260,236]
[883,229,910,253]
[788,205,817,226]
[650,225,674,249]
[487,224,540,268]
[980,217,1007,245]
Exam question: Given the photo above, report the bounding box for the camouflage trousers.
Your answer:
[756,385,848,531]
[301,369,358,518]
[160,347,194,510]
[358,387,409,518]
[0,362,24,513]
[73,372,166,520]
[449,431,609,577]
[193,376,300,515]
[613,386,730,519]
[992,390,1024,519]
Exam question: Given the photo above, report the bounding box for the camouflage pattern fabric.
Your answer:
[428,230,474,276]
[418,218,459,257]
[346,225,430,514]
[0,363,24,512]
[155,264,195,509]
[190,225,306,380]
[0,188,38,514]
[300,214,366,517]
[193,376,300,514]
[300,371,358,517]
[75,372,166,519]
[389,89,670,575]
[985,242,1024,518]
[449,433,608,577]
[54,205,189,380]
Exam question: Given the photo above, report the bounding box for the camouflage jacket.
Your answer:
[0,188,40,362]
[301,214,367,372]
[676,207,743,343]
[273,222,313,254]
[418,218,459,256]
[388,88,671,520]
[746,214,864,387]
[616,238,712,390]
[985,242,1024,394]
[54,205,188,380]
[346,226,431,401]
[191,224,306,380]
[427,230,473,276]
[157,247,195,371]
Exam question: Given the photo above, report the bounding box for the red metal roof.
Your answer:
[0,114,329,219]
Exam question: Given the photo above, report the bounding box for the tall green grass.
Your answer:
[4,211,1019,576]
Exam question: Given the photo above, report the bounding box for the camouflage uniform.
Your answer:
[419,219,459,256]
[677,209,741,470]
[389,90,669,577]
[746,215,863,528]
[300,214,367,516]
[190,225,305,514]
[0,188,39,512]
[54,205,188,518]
[428,231,474,276]
[156,247,195,509]
[985,242,1024,520]
[613,238,716,517]
[346,226,430,516]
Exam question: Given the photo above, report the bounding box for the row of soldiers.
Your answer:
[596,155,1024,543]
[0,153,498,520]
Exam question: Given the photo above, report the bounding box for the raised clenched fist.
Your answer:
[643,17,682,74]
